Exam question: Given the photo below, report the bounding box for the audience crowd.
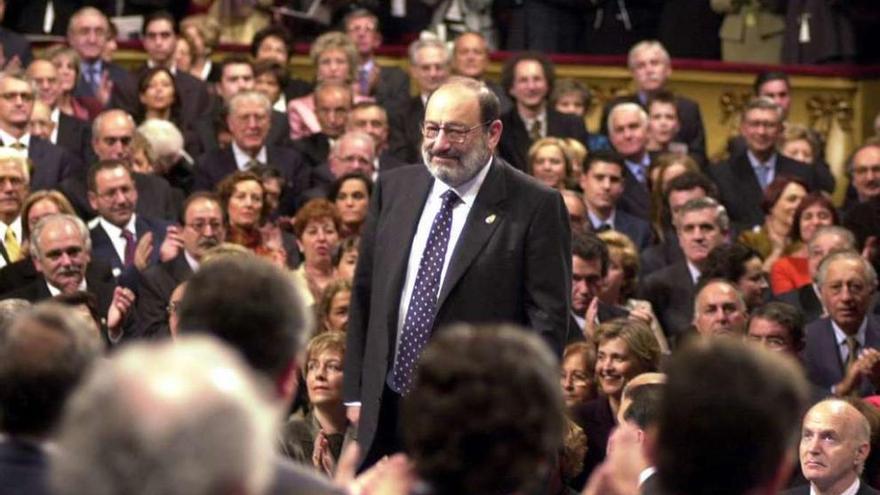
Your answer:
[0,4,879,495]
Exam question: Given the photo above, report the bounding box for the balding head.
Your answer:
[800,399,871,493]
[329,131,375,177]
[693,279,747,337]
[92,110,136,161]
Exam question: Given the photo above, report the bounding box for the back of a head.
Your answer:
[402,324,564,495]
[177,256,312,381]
[657,338,808,495]
[51,336,277,495]
[0,303,101,437]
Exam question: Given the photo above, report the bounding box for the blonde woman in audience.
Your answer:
[778,123,820,164]
[527,137,573,191]
[44,45,102,118]
[180,15,221,81]
[596,230,669,353]
[315,279,352,334]
[562,137,587,182]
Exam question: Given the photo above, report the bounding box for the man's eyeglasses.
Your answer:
[100,136,133,146]
[421,121,492,144]
[0,92,35,102]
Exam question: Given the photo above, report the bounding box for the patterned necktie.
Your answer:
[121,229,136,267]
[756,165,770,190]
[245,159,261,170]
[4,228,21,262]
[529,119,542,142]
[9,141,25,151]
[391,190,461,394]
[845,336,860,372]
[596,223,612,233]
[89,64,101,94]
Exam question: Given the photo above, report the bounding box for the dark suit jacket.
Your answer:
[387,96,425,165]
[498,108,591,173]
[193,98,292,156]
[89,216,170,286]
[0,438,50,495]
[73,61,133,99]
[639,261,696,348]
[572,395,615,482]
[26,137,80,191]
[373,65,411,112]
[378,152,409,175]
[0,27,33,67]
[781,481,880,495]
[777,284,824,325]
[0,258,38,295]
[193,145,310,215]
[344,158,572,458]
[708,152,829,231]
[640,230,684,276]
[567,301,630,344]
[109,66,211,122]
[56,113,92,168]
[613,209,653,249]
[804,315,880,396]
[59,172,180,222]
[132,253,193,339]
[292,133,331,170]
[1,0,81,36]
[618,161,652,220]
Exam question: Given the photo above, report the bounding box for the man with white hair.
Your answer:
[0,149,28,268]
[193,91,309,216]
[304,131,376,200]
[51,336,280,495]
[607,102,652,220]
[601,40,706,161]
[137,119,193,194]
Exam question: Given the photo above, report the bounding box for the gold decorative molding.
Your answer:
[806,95,854,141]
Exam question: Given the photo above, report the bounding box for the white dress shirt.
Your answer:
[810,478,860,495]
[0,129,30,150]
[98,215,138,267]
[49,107,60,144]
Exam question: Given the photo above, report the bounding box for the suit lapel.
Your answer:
[436,160,505,309]
[733,154,764,207]
[92,224,123,267]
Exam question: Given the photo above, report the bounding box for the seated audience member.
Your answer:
[137,119,193,197]
[293,83,356,170]
[606,102,653,220]
[253,60,286,114]
[843,140,880,214]
[692,279,749,338]
[0,150,29,270]
[26,59,92,165]
[28,101,55,142]
[805,251,880,397]
[646,90,687,156]
[193,91,308,216]
[288,32,361,140]
[133,68,186,132]
[134,193,226,339]
[782,400,877,495]
[217,171,287,267]
[0,190,75,294]
[250,25,312,109]
[50,337,282,495]
[450,31,512,114]
[700,243,769,311]
[291,199,341,305]
[601,41,706,161]
[346,102,407,173]
[282,332,354,476]
[44,44,103,120]
[575,318,661,480]
[563,137,588,181]
[598,230,669,352]
[551,78,591,121]
[570,231,629,341]
[316,279,351,334]
[175,255,344,495]
[498,52,590,174]
[579,150,652,249]
[640,197,729,347]
[845,398,880,491]
[709,98,829,231]
[1,214,133,344]
[402,324,566,495]
[387,39,450,164]
[747,302,806,358]
[780,123,821,165]
[343,9,411,110]
[615,373,666,493]
[0,304,101,495]
[778,226,857,324]
[738,175,808,272]
[528,137,574,191]
[87,160,174,284]
[561,341,597,417]
[561,190,588,234]
[65,8,132,108]
[309,131,376,196]
[333,236,359,281]
[328,172,372,239]
[641,170,717,275]
[180,15,221,82]
[173,35,195,75]
[647,153,700,241]
[771,192,839,295]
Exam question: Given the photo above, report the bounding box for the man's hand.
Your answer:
[134,232,154,271]
[159,226,184,262]
[583,297,599,340]
[835,348,880,396]
[106,286,136,340]
[97,70,114,106]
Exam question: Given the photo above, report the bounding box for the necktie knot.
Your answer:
[529,119,542,141]
[440,190,460,210]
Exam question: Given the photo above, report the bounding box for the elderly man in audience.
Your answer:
[346,102,408,173]
[0,303,102,495]
[342,9,410,110]
[387,38,450,164]
[50,336,284,495]
[805,251,880,398]
[137,118,193,195]
[640,197,729,347]
[307,131,376,199]
[66,7,132,103]
[498,52,589,173]
[1,213,133,344]
[26,59,92,164]
[606,102,653,220]
[293,82,354,169]
[844,140,880,213]
[782,399,879,495]
[692,279,748,338]
[176,255,344,495]
[601,41,706,161]
[451,31,512,114]
[747,301,806,357]
[778,225,858,323]
[194,91,309,216]
[0,149,28,269]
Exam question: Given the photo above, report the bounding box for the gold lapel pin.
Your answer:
[485,214,496,224]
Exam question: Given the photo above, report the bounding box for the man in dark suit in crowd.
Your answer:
[345,77,571,468]
[497,52,589,173]
[640,171,717,275]
[783,399,880,495]
[66,7,132,102]
[579,150,652,249]
[692,279,748,338]
[293,82,352,169]
[451,32,512,114]
[193,55,291,156]
[709,98,828,231]
[804,251,880,397]
[640,197,729,347]
[194,91,308,215]
[0,151,28,270]
[305,131,376,199]
[0,303,101,495]
[748,301,807,357]
[59,109,179,221]
[1,213,133,343]
[843,140,880,214]
[777,226,857,324]
[133,192,225,339]
[0,0,33,67]
[570,231,630,342]
[346,102,408,174]
[343,9,410,112]
[0,72,80,191]
[607,102,653,220]
[387,38,450,164]
[26,59,92,165]
[177,256,344,495]
[601,40,706,163]
[108,11,211,120]
[616,373,666,495]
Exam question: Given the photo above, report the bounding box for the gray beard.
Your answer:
[421,140,491,187]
